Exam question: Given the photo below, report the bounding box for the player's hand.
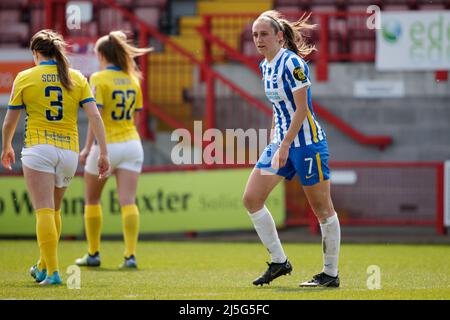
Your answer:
[97,153,110,179]
[1,146,15,171]
[271,144,288,170]
[79,147,90,166]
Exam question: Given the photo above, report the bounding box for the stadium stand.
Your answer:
[1,0,449,161]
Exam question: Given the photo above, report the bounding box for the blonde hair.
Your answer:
[95,31,153,79]
[258,10,317,58]
[30,29,73,90]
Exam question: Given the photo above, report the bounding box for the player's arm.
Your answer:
[82,101,109,178]
[79,107,103,166]
[2,73,24,171]
[272,87,308,169]
[134,109,141,127]
[79,125,94,166]
[1,109,22,170]
[134,87,143,128]
[270,115,275,141]
[280,87,308,147]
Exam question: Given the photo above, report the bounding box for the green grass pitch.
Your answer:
[0,240,449,300]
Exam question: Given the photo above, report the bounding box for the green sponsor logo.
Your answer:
[409,15,450,63]
[382,20,402,43]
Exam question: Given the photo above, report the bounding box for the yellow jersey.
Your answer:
[8,60,95,153]
[89,66,143,144]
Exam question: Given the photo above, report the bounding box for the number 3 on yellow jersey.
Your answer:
[45,86,63,121]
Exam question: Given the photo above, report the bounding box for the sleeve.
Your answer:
[135,87,143,112]
[79,73,96,108]
[7,73,25,110]
[284,56,311,93]
[88,73,103,108]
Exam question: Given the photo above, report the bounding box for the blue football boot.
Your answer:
[30,264,47,283]
[39,271,62,286]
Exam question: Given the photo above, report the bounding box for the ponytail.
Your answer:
[288,13,317,58]
[95,31,153,79]
[30,29,73,90]
[52,38,73,91]
[279,19,300,54]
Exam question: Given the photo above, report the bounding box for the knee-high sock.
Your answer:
[36,208,58,274]
[37,258,46,271]
[320,213,341,277]
[121,204,139,258]
[55,209,62,239]
[248,206,287,263]
[84,204,103,255]
[38,209,62,270]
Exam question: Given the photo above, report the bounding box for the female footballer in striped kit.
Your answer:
[75,31,152,269]
[1,30,109,285]
[243,11,341,287]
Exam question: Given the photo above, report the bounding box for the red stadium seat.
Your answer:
[135,0,168,9]
[240,23,258,57]
[114,0,134,5]
[30,8,45,36]
[242,40,259,57]
[0,22,28,46]
[99,8,125,34]
[275,0,313,11]
[68,21,98,38]
[275,0,301,5]
[277,6,301,13]
[310,5,337,13]
[0,9,21,23]
[382,5,409,11]
[134,7,160,27]
[419,4,446,10]
[347,4,370,12]
[0,0,28,9]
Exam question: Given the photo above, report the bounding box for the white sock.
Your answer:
[248,206,287,263]
[320,213,341,277]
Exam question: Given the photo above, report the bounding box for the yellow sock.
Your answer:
[37,258,46,271]
[55,209,62,239]
[36,208,58,274]
[85,204,102,255]
[121,204,139,258]
[37,209,61,270]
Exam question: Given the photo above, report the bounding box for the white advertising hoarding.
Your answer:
[354,80,405,98]
[376,11,450,71]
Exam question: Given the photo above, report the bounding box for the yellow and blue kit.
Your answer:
[89,66,143,143]
[8,60,95,153]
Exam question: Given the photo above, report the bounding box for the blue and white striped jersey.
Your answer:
[260,48,325,147]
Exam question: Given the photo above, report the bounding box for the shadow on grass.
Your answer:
[77,266,142,272]
[20,280,111,289]
[255,285,338,293]
[21,282,66,289]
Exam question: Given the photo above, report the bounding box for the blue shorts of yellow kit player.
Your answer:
[255,139,330,186]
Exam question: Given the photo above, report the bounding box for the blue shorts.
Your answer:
[255,139,330,186]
